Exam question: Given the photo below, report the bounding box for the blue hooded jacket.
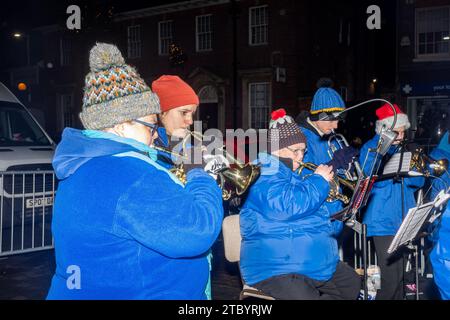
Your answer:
[46,128,223,300]
[359,135,425,237]
[240,153,342,285]
[430,205,450,300]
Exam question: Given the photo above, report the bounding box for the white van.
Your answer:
[0,82,55,171]
[0,82,55,249]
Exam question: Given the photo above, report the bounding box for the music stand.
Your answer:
[387,190,450,300]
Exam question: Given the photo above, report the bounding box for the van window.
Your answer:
[0,101,51,147]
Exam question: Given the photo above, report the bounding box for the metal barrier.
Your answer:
[0,170,55,256]
[348,229,427,275]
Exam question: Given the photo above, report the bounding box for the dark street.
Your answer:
[0,235,242,300]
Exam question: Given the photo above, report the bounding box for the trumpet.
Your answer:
[295,161,356,204]
[151,130,260,200]
[411,147,448,177]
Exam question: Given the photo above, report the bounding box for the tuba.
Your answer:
[152,130,260,200]
[295,161,356,204]
[410,147,448,177]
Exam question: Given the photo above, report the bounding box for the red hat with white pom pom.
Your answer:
[375,103,410,134]
[269,108,306,151]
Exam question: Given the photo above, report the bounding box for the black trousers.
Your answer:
[372,235,405,300]
[252,261,361,300]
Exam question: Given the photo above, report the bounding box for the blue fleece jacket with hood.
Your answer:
[46,128,223,300]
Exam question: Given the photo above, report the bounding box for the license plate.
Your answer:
[26,197,54,209]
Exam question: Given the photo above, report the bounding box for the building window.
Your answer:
[416,7,450,58]
[59,94,73,129]
[249,82,270,129]
[249,5,268,46]
[60,38,71,66]
[196,15,212,52]
[127,25,141,59]
[159,20,173,56]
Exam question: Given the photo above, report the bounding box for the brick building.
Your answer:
[3,0,396,142]
[396,0,450,147]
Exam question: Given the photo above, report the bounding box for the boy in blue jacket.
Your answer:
[240,109,361,300]
[47,43,223,300]
[296,79,359,241]
[359,103,425,300]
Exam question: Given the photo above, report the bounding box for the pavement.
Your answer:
[0,234,242,300]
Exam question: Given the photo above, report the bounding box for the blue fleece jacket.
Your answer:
[240,153,341,285]
[359,135,425,237]
[46,128,223,300]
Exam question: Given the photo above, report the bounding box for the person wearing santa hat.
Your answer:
[359,103,425,300]
[239,108,361,300]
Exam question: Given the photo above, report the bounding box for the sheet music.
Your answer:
[382,151,412,175]
[387,202,434,254]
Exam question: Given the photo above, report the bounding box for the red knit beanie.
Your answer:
[151,75,199,112]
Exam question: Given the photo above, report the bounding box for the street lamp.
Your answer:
[12,32,30,66]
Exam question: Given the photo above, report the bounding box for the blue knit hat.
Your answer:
[310,78,345,121]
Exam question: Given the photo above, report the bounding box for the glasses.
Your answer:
[287,146,307,155]
[133,119,160,141]
[134,119,158,130]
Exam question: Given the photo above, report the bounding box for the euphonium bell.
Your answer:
[411,147,449,177]
[152,130,260,200]
[217,163,261,200]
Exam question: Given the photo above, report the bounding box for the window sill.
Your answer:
[413,56,450,62]
[249,43,269,47]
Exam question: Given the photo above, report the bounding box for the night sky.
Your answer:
[0,0,176,29]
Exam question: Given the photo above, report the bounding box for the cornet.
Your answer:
[295,161,356,204]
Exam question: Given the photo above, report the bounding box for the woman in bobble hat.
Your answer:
[359,103,424,300]
[239,108,361,300]
[47,43,223,300]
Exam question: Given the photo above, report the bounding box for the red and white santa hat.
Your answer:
[375,103,410,134]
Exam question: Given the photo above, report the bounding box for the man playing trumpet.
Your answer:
[239,109,361,300]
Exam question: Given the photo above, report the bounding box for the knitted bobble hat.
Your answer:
[79,43,160,130]
[269,108,306,152]
[310,78,345,121]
